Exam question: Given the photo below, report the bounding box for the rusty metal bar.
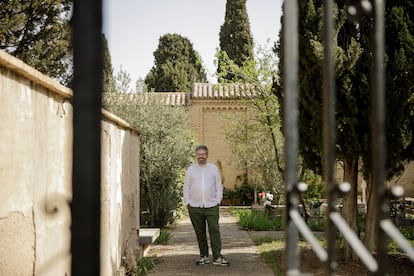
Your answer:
[283,1,300,275]
[70,0,103,275]
[321,0,337,274]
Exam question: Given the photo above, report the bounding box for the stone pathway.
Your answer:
[147,207,275,275]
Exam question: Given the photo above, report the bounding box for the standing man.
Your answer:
[183,145,230,266]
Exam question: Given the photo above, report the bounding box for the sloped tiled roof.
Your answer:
[103,83,259,107]
[191,83,258,99]
[103,92,190,106]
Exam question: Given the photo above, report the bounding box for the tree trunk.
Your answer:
[365,173,378,253]
[300,195,310,223]
[342,158,359,261]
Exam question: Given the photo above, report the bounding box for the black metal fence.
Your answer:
[283,1,414,275]
[69,0,414,275]
[70,0,103,275]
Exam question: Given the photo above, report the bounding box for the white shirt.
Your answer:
[183,162,223,208]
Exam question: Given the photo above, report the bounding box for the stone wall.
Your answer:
[0,50,140,276]
[390,162,414,197]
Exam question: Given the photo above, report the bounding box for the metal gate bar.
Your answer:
[372,0,414,268]
[283,1,300,274]
[70,0,103,275]
[371,0,388,273]
[283,0,414,275]
[321,0,338,272]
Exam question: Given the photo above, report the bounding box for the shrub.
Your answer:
[233,209,283,231]
[154,229,172,244]
[401,227,414,240]
[308,218,324,231]
[137,257,155,276]
[103,94,194,228]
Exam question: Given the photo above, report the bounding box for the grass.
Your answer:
[136,229,171,275]
[251,237,324,276]
[136,256,155,276]
[154,229,172,244]
[307,217,325,231]
[228,208,414,275]
[252,237,285,276]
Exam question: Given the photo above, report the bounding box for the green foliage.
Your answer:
[154,229,172,245]
[224,179,255,206]
[102,34,116,93]
[218,0,254,82]
[145,33,207,92]
[115,66,133,93]
[223,43,283,197]
[382,2,414,178]
[137,257,155,276]
[274,0,414,179]
[232,209,283,231]
[400,227,414,241]
[252,238,285,276]
[302,172,324,204]
[223,188,238,200]
[0,0,72,85]
[236,181,255,206]
[274,1,414,249]
[307,218,325,231]
[102,93,194,228]
[275,1,367,174]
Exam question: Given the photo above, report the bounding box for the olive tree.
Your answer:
[103,93,194,227]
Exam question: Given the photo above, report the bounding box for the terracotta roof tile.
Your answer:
[103,83,259,107]
[191,83,258,99]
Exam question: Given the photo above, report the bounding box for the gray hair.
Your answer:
[195,144,208,153]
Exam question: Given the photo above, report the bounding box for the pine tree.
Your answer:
[102,34,116,93]
[0,0,72,85]
[217,0,254,82]
[144,33,207,92]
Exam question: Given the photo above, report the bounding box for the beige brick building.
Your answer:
[188,83,257,189]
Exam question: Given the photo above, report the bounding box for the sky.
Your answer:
[103,0,283,84]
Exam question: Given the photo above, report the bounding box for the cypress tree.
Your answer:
[218,0,254,82]
[145,33,207,92]
[274,0,414,256]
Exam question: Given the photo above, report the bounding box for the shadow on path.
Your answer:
[147,207,275,276]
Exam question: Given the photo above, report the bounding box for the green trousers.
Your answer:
[188,205,222,260]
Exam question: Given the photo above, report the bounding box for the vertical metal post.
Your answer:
[283,1,300,275]
[371,0,388,274]
[322,0,337,274]
[70,0,102,275]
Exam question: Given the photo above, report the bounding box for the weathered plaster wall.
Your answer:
[0,50,73,276]
[0,49,140,276]
[101,110,140,275]
[390,162,414,197]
